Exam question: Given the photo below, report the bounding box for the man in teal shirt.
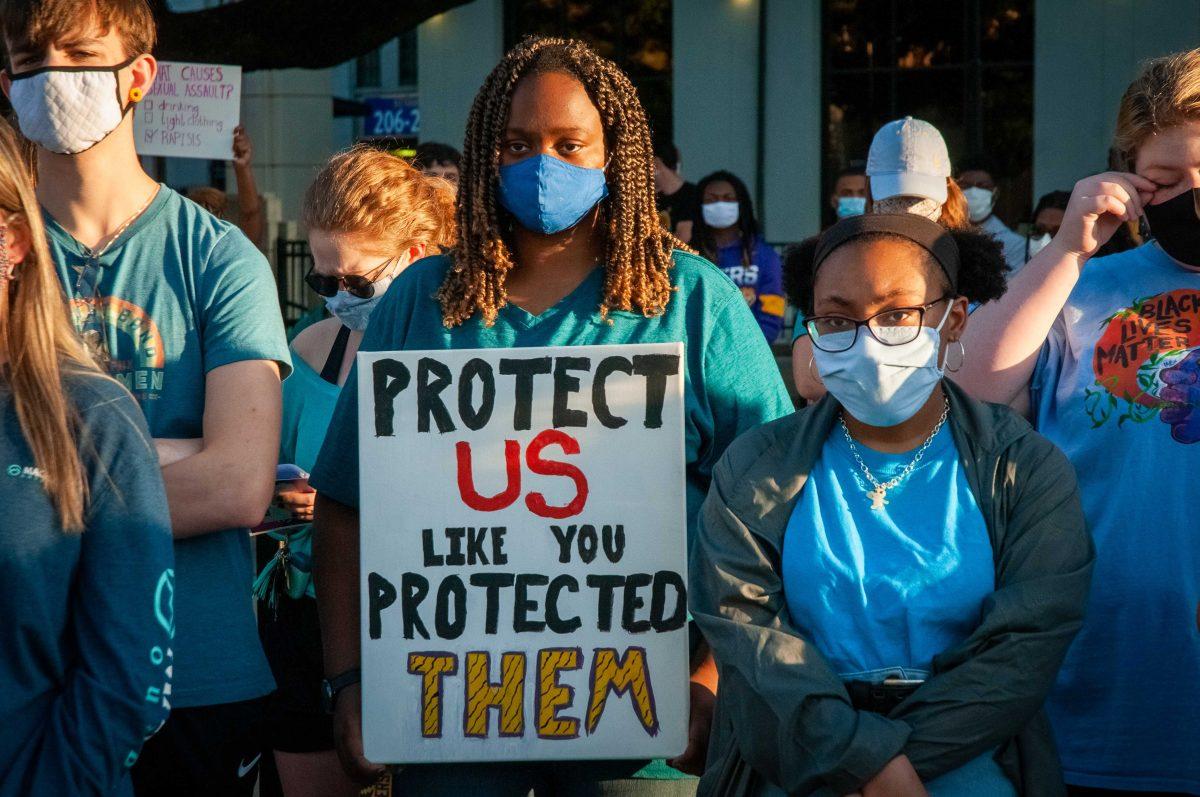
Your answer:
[2,2,290,793]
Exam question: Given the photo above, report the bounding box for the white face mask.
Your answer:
[8,57,136,155]
[702,201,739,229]
[812,303,953,427]
[1027,232,1052,259]
[962,187,995,223]
[873,195,942,222]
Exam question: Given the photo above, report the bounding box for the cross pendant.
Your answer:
[867,487,888,511]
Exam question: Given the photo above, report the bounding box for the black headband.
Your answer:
[813,213,960,292]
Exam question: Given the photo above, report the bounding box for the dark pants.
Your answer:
[393,760,697,796]
[131,696,269,797]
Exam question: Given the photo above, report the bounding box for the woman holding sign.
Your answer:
[310,36,792,794]
[256,147,456,797]
[691,214,1093,795]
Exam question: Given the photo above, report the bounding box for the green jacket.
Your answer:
[691,380,1094,796]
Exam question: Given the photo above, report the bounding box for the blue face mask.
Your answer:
[498,154,609,235]
[836,196,867,219]
[323,273,396,332]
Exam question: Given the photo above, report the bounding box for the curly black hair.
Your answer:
[785,228,1008,316]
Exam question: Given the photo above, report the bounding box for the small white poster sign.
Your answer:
[357,344,689,764]
[135,61,241,160]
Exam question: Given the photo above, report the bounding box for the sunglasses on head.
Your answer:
[304,257,397,299]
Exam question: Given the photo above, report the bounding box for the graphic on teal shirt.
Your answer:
[66,288,167,400]
[1084,287,1200,442]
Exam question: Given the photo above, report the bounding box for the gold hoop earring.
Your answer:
[945,339,966,373]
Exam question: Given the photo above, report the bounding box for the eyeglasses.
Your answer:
[72,256,113,370]
[806,297,953,353]
[304,257,396,299]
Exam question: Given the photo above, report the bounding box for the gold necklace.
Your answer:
[839,397,951,511]
[84,185,160,261]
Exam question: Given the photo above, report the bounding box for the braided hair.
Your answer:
[438,36,685,327]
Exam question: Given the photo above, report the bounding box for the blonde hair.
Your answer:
[302,145,457,256]
[187,186,227,219]
[941,178,972,230]
[0,119,99,531]
[1113,47,1200,169]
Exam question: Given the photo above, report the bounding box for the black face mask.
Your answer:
[1143,187,1200,267]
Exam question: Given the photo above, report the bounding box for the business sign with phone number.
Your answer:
[364,96,420,138]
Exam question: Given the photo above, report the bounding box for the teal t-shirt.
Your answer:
[44,186,292,708]
[0,373,174,797]
[280,347,343,474]
[311,250,793,546]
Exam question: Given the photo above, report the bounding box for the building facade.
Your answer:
[160,0,1200,245]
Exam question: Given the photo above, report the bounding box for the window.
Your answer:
[503,0,673,141]
[356,48,381,89]
[823,0,1033,226]
[398,28,419,88]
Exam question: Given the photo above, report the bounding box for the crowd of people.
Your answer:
[0,0,1195,796]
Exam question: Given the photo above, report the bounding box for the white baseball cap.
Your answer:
[866,117,951,204]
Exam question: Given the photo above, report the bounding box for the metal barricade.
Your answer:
[275,238,314,328]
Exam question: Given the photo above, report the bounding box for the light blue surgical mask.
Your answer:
[836,196,867,219]
[498,154,608,235]
[812,303,953,427]
[324,273,396,332]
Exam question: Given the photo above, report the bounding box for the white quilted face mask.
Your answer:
[9,58,135,155]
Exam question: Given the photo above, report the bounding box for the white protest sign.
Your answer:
[357,344,689,764]
[135,61,240,160]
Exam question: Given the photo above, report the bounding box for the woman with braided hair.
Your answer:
[309,36,791,795]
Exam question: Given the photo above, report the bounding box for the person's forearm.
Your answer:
[690,647,718,692]
[233,163,265,246]
[675,220,693,244]
[314,494,362,677]
[154,437,203,467]
[160,447,274,537]
[957,241,1086,407]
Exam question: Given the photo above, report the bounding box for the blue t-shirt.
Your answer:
[0,373,174,797]
[714,236,785,343]
[311,250,793,548]
[1033,242,1200,793]
[44,186,291,708]
[782,423,1013,795]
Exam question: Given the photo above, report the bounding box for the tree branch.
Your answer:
[153,0,474,71]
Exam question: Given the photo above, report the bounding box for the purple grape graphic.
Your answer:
[1159,348,1200,444]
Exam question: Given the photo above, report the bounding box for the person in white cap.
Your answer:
[791,117,975,404]
[957,159,1027,274]
[866,116,971,228]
